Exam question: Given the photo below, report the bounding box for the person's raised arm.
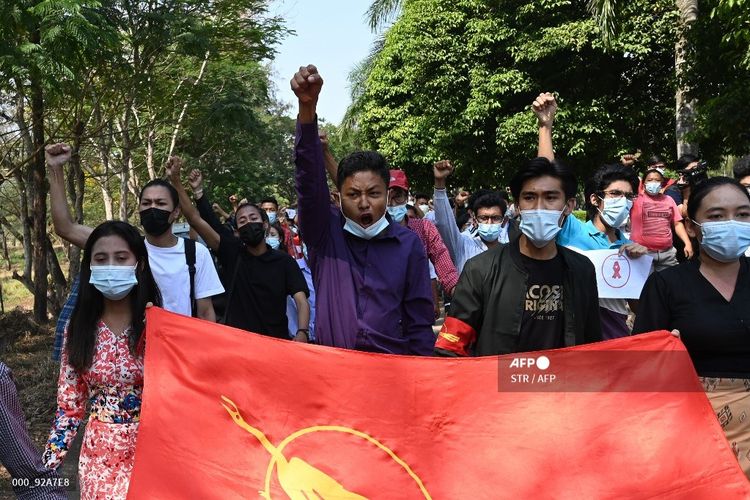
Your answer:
[319,130,340,185]
[166,157,220,251]
[45,144,92,249]
[292,64,330,249]
[188,169,232,239]
[532,92,557,161]
[432,160,463,266]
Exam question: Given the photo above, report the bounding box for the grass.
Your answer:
[0,243,72,313]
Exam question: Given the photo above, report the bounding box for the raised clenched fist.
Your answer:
[45,143,72,170]
[532,92,557,128]
[188,169,203,191]
[165,156,183,181]
[433,160,454,181]
[291,65,323,105]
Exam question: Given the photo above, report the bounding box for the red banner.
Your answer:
[127,308,749,499]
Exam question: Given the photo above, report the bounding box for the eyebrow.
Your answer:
[521,190,562,196]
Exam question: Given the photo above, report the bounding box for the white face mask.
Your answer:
[418,204,430,215]
[645,182,662,196]
[519,209,565,248]
[340,194,390,240]
[599,197,633,229]
[90,265,138,300]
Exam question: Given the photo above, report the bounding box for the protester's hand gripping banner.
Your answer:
[127,308,750,499]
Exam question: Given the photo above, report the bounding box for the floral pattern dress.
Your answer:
[43,321,143,499]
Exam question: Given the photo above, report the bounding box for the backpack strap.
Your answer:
[184,238,197,317]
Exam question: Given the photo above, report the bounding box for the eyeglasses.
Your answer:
[476,215,504,224]
[600,190,637,201]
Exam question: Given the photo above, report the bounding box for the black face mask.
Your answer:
[140,207,172,236]
[238,222,265,246]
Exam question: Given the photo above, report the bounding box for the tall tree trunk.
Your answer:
[118,108,133,222]
[46,237,66,317]
[30,66,49,323]
[94,106,115,220]
[66,120,86,279]
[675,0,699,157]
[146,125,156,180]
[14,89,33,286]
[169,51,210,157]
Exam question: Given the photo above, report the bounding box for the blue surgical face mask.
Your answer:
[341,208,390,240]
[599,196,633,229]
[519,209,565,248]
[265,236,281,249]
[387,204,408,223]
[645,182,662,196]
[266,211,277,225]
[478,223,501,242]
[696,220,750,262]
[90,265,138,300]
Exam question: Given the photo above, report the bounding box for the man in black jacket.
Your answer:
[435,157,602,356]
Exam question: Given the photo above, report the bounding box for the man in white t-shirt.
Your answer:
[46,144,224,320]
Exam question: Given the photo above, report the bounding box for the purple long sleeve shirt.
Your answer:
[295,121,435,355]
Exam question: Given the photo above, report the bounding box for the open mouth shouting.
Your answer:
[358,213,374,227]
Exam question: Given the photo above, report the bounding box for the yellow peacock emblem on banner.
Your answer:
[221,396,432,500]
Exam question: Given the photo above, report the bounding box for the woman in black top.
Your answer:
[634,177,750,477]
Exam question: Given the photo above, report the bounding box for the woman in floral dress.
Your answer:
[43,221,161,499]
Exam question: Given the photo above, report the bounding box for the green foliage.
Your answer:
[177,62,298,207]
[351,0,679,193]
[685,0,750,160]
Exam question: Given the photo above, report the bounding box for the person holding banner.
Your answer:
[634,177,750,476]
[532,94,648,338]
[435,156,602,356]
[43,221,162,499]
[292,64,435,355]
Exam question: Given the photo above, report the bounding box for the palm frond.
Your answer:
[587,0,618,46]
[365,0,403,32]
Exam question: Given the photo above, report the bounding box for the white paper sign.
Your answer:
[568,248,654,299]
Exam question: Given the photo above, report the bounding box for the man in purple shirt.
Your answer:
[291,64,435,355]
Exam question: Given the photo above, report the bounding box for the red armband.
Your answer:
[435,317,477,357]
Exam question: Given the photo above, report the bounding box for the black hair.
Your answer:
[456,210,471,231]
[259,197,279,209]
[467,189,494,213]
[646,155,666,167]
[269,222,288,253]
[66,221,162,371]
[413,193,430,203]
[584,164,640,221]
[235,202,267,224]
[336,151,389,191]
[687,177,750,222]
[140,179,178,210]
[509,157,577,202]
[675,154,700,172]
[733,155,750,180]
[473,193,507,216]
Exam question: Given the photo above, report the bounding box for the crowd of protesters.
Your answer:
[1,63,749,499]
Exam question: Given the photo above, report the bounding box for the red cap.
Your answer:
[389,169,409,191]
